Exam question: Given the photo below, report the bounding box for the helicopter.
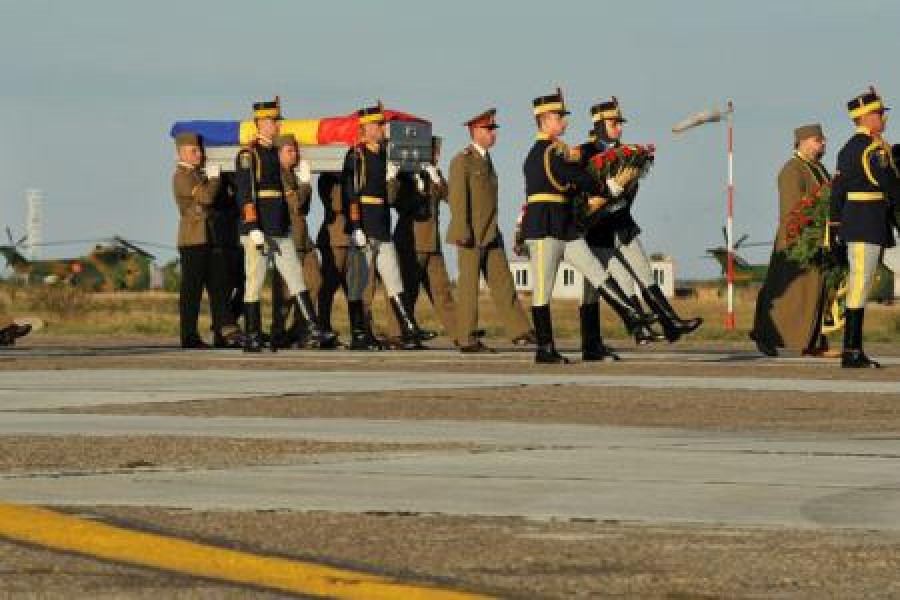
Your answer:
[0,228,169,291]
[705,229,771,285]
[705,228,895,303]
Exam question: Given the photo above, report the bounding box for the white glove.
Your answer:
[386,161,400,180]
[424,164,441,184]
[414,173,425,193]
[297,159,311,184]
[249,229,265,247]
[205,164,221,179]
[351,228,368,247]
[605,178,624,198]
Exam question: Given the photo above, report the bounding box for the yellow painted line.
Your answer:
[0,504,496,600]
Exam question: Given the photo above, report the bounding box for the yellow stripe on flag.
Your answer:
[239,120,322,146]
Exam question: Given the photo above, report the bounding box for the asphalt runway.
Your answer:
[1,344,898,597]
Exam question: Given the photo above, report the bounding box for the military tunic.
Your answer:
[831,128,899,247]
[342,143,392,242]
[521,134,598,242]
[235,141,290,237]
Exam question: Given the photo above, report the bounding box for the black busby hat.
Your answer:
[357,100,386,125]
[253,96,282,120]
[591,97,626,124]
[847,86,890,120]
[533,87,570,116]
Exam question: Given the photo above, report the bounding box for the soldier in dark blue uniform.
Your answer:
[579,98,701,354]
[235,97,333,352]
[830,87,899,368]
[341,101,427,351]
[521,88,654,364]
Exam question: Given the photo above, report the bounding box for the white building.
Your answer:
[505,255,676,300]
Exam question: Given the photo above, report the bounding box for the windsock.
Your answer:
[170,109,428,147]
[672,106,733,135]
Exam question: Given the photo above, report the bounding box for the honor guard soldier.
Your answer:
[580,98,699,353]
[384,136,453,346]
[447,109,535,353]
[521,88,654,363]
[341,100,428,350]
[235,97,334,352]
[830,87,899,368]
[172,132,242,349]
[271,133,331,348]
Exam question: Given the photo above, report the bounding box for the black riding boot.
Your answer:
[532,305,569,364]
[628,295,666,345]
[642,284,703,342]
[296,291,337,349]
[243,302,263,353]
[598,278,657,333]
[579,303,619,361]
[389,295,426,350]
[841,308,880,368]
[348,300,382,351]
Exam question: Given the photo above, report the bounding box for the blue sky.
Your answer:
[1,0,897,278]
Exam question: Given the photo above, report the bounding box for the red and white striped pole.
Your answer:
[725,101,736,330]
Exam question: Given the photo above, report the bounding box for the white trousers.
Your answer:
[241,235,306,303]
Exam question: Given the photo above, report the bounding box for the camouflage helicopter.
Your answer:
[0,229,168,291]
[705,230,771,285]
[705,228,894,305]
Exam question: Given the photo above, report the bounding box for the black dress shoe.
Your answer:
[213,331,244,349]
[181,336,210,349]
[459,340,497,354]
[583,342,620,362]
[841,350,881,369]
[749,332,778,357]
[512,331,537,346]
[536,343,570,364]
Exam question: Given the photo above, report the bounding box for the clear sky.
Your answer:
[1,0,897,278]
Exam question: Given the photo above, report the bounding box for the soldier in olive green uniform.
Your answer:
[751,124,833,357]
[384,137,457,344]
[270,134,328,348]
[447,109,535,353]
[172,132,242,348]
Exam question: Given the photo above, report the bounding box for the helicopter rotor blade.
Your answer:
[735,233,749,248]
[112,235,155,259]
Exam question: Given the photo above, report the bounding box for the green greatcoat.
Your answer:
[752,153,831,352]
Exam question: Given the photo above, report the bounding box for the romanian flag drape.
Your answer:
[170,110,427,147]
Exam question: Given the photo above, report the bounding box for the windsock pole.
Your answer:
[725,101,736,330]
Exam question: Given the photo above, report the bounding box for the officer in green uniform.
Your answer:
[342,101,427,350]
[830,87,899,368]
[172,132,242,348]
[521,88,654,363]
[235,98,334,352]
[447,109,535,353]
